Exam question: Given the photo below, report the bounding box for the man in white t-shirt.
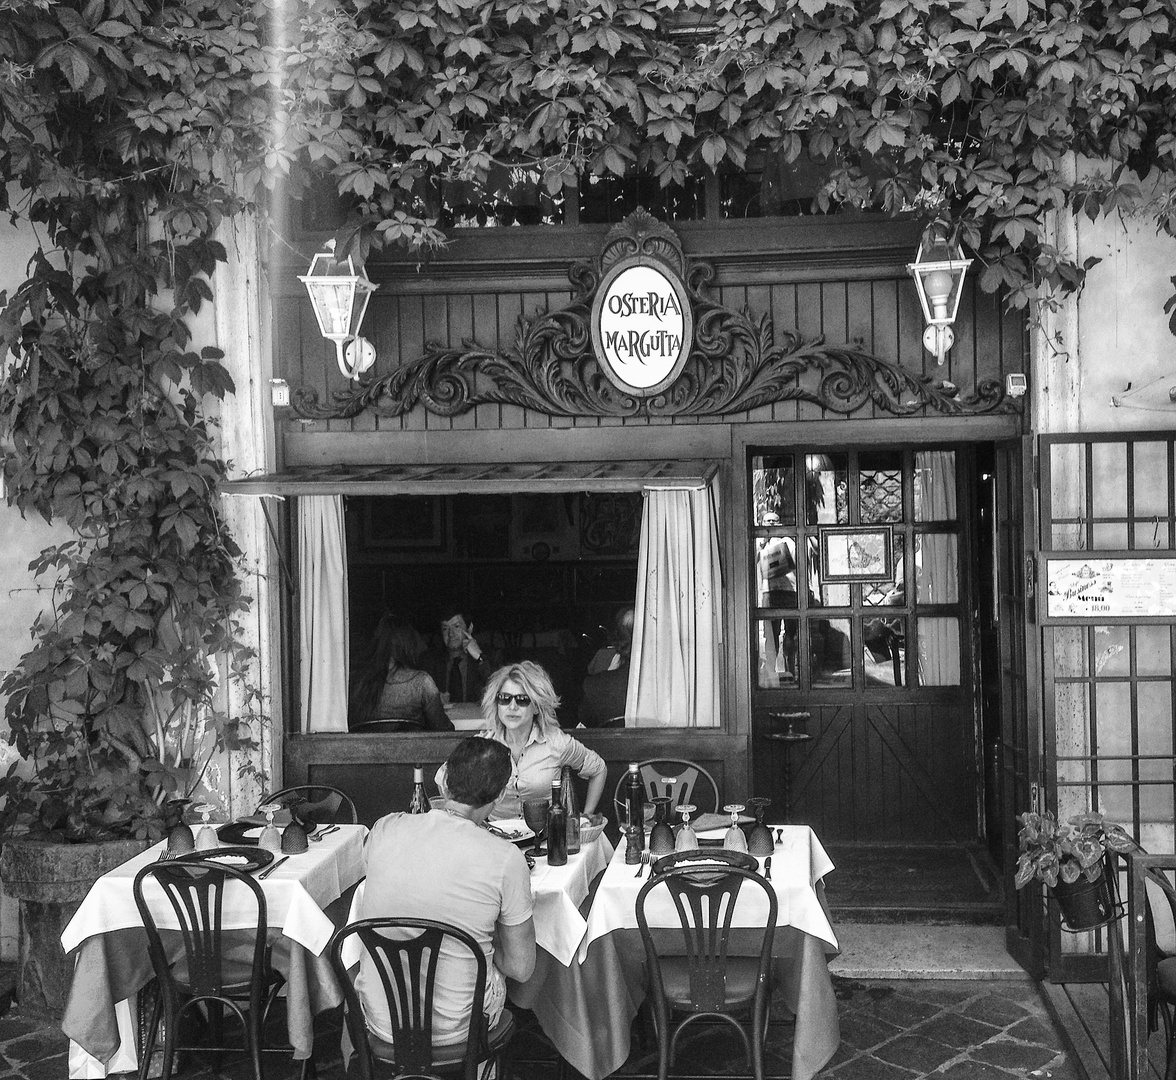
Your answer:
[357,739,536,1046]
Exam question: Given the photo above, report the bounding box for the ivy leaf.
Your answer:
[699,133,726,169]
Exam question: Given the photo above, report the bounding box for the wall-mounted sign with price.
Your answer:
[1043,555,1176,621]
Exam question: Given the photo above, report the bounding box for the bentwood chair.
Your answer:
[1142,864,1176,1079]
[133,860,292,1080]
[329,917,515,1080]
[636,863,778,1080]
[613,759,720,826]
[259,785,358,825]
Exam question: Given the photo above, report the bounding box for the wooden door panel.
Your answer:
[778,702,975,841]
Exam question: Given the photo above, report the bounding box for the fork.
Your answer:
[634,849,650,878]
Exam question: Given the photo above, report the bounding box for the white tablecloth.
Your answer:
[580,824,838,959]
[62,825,367,956]
[344,833,612,967]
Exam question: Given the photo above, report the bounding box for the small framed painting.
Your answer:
[362,496,445,550]
[820,526,893,584]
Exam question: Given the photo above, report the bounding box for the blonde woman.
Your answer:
[438,661,607,821]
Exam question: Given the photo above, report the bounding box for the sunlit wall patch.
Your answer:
[590,257,693,398]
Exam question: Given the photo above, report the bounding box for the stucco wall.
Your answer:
[1075,170,1176,429]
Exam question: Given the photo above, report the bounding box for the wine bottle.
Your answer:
[561,766,581,855]
[625,762,645,851]
[409,765,430,813]
[547,778,568,866]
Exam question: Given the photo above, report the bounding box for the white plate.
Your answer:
[486,818,535,842]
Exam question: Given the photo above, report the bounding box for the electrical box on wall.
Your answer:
[1006,373,1027,398]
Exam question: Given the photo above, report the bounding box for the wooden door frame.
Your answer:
[731,416,1022,831]
[999,434,1045,978]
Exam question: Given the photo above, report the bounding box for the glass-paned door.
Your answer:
[750,446,980,843]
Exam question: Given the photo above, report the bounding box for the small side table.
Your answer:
[763,711,812,822]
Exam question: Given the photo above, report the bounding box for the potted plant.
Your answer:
[1014,809,1139,930]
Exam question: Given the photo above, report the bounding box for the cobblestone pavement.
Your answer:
[0,977,1081,1080]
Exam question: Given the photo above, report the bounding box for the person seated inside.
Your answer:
[356,739,536,1048]
[349,612,454,732]
[578,607,633,727]
[585,607,634,675]
[423,605,492,704]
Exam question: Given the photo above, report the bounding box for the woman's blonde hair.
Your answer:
[481,661,561,734]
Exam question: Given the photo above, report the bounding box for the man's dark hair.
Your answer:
[446,738,511,807]
[438,602,467,624]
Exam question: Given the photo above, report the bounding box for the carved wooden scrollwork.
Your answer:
[291,211,1017,421]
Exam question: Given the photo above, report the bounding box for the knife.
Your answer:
[258,855,289,879]
[764,856,772,881]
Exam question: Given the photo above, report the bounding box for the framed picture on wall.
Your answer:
[362,496,445,549]
[820,526,893,583]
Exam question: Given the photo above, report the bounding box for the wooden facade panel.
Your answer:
[951,278,979,396]
[396,294,426,435]
[472,291,500,432]
[278,259,1018,444]
[768,282,800,424]
[794,281,826,423]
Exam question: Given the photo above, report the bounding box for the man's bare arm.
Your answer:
[494,917,536,983]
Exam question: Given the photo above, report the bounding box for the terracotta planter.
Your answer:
[1052,873,1115,931]
[0,838,150,1017]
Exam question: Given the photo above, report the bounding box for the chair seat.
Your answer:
[367,1008,515,1069]
[657,957,773,1011]
[170,939,280,998]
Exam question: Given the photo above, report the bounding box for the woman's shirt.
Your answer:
[375,667,452,731]
[433,725,606,820]
[489,725,606,820]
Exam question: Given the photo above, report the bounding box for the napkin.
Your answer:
[689,812,753,832]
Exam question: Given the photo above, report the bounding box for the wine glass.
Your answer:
[522,799,549,855]
[674,804,698,852]
[258,802,283,854]
[193,804,218,851]
[746,796,774,856]
[723,803,748,853]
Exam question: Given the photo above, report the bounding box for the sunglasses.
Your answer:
[496,692,533,708]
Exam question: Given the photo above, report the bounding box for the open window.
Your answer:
[223,460,723,734]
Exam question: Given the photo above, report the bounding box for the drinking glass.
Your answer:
[258,802,283,854]
[746,796,774,856]
[674,804,698,852]
[193,804,219,851]
[723,803,748,853]
[648,797,675,856]
[522,799,549,855]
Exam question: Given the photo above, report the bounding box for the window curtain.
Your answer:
[299,495,349,733]
[626,480,722,727]
[916,452,959,686]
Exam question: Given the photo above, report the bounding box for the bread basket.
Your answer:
[579,813,607,845]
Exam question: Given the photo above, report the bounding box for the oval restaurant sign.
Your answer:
[590,256,693,397]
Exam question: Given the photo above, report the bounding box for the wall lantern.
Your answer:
[907,221,972,365]
[298,238,378,380]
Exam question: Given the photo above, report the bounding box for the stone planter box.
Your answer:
[0,839,150,1017]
